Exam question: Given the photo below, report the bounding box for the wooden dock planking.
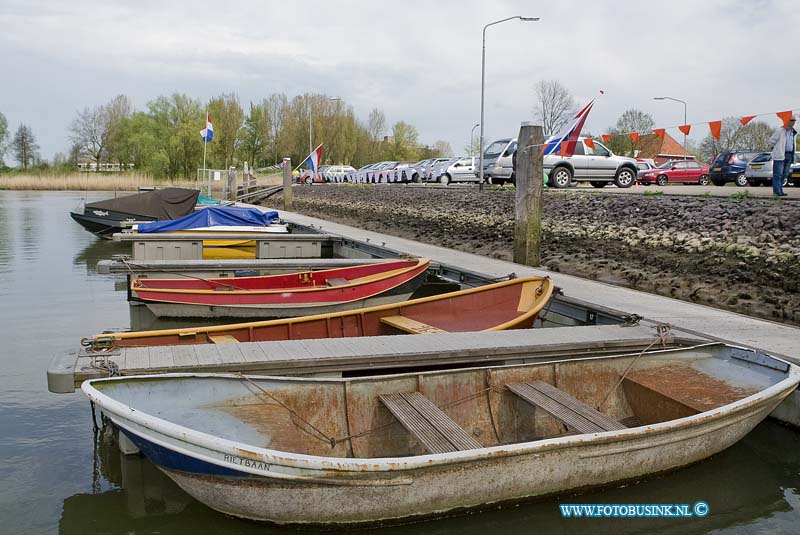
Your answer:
[146,346,175,371]
[123,347,151,372]
[170,344,199,368]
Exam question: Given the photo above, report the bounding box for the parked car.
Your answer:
[420,158,451,182]
[709,150,762,186]
[438,157,478,185]
[792,161,800,186]
[477,138,517,185]
[639,160,710,186]
[544,137,639,189]
[635,159,657,178]
[745,152,799,187]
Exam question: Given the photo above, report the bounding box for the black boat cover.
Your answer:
[85,188,201,220]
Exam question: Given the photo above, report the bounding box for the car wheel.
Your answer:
[412,173,420,184]
[439,174,451,186]
[655,174,668,186]
[590,181,607,188]
[614,168,636,188]
[734,174,748,187]
[509,173,515,186]
[698,174,710,186]
[550,166,572,188]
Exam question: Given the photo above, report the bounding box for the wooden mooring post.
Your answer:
[282,157,293,210]
[513,122,544,266]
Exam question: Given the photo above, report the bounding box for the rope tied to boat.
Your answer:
[597,323,672,410]
[235,373,337,448]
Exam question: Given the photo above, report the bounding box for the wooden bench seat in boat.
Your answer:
[507,381,627,434]
[379,315,446,334]
[379,392,482,454]
[209,335,239,344]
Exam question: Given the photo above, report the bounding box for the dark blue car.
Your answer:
[709,150,762,186]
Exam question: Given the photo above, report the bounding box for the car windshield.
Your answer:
[484,140,510,158]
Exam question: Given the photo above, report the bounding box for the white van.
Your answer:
[477,138,517,185]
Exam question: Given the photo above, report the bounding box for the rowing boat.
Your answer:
[130,258,431,318]
[83,276,554,349]
[82,342,799,526]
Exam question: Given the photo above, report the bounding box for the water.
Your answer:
[1,190,800,534]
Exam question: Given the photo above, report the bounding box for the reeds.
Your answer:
[0,172,284,191]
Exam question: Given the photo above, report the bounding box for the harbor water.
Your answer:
[2,190,800,534]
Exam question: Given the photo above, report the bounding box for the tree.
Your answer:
[384,121,419,161]
[696,117,775,162]
[240,100,271,167]
[10,124,40,169]
[0,112,8,165]
[433,140,453,158]
[267,93,288,165]
[605,109,655,156]
[207,93,245,168]
[533,80,575,136]
[70,95,132,170]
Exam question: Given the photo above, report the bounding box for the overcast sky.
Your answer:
[0,0,796,161]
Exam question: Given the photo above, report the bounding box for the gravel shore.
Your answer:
[283,185,800,326]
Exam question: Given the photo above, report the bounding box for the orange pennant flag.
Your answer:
[708,120,722,140]
[678,124,691,136]
[740,115,755,126]
[601,134,612,142]
[653,128,666,138]
[584,137,596,149]
[777,110,793,127]
[559,141,569,156]
[628,132,639,143]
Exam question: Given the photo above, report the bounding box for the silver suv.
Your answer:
[543,137,638,188]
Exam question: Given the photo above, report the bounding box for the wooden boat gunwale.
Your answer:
[131,258,430,297]
[92,275,555,344]
[82,343,800,474]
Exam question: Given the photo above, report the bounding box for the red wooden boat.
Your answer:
[130,258,431,319]
[84,276,554,349]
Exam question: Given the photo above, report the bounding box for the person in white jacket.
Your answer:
[771,116,797,196]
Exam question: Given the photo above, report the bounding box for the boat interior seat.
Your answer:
[380,315,446,334]
[208,335,240,344]
[507,381,627,435]
[379,391,482,454]
[325,277,350,287]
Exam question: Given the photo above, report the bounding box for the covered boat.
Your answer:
[70,188,200,238]
[82,343,800,526]
[130,258,432,318]
[133,206,288,259]
[83,276,554,349]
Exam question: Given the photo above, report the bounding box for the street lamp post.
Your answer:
[470,123,480,156]
[479,15,539,191]
[654,96,688,161]
[309,96,342,157]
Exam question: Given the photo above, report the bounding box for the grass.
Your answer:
[729,190,752,201]
[643,190,664,197]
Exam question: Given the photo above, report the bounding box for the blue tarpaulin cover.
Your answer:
[137,206,279,233]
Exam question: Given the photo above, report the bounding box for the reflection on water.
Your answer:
[1,191,800,535]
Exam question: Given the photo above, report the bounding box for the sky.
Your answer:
[0,0,796,161]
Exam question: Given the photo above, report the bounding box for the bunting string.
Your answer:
[604,107,799,142]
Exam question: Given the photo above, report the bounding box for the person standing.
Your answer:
[771,116,797,197]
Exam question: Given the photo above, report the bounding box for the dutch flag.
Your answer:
[200,114,214,142]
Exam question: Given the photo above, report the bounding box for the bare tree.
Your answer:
[606,109,655,156]
[267,93,288,164]
[534,80,575,136]
[70,95,132,170]
[696,117,772,162]
[11,124,40,169]
[433,140,453,157]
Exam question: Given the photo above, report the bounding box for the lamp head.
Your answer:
[519,16,540,21]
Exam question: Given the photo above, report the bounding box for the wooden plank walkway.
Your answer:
[49,324,696,392]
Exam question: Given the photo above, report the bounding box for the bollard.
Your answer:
[513,122,544,266]
[282,158,293,211]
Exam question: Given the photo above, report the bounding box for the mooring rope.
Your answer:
[597,323,671,410]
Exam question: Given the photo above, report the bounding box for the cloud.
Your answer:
[0,0,796,161]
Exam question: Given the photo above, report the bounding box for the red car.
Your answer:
[639,160,710,185]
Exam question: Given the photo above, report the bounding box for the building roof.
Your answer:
[636,132,695,161]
